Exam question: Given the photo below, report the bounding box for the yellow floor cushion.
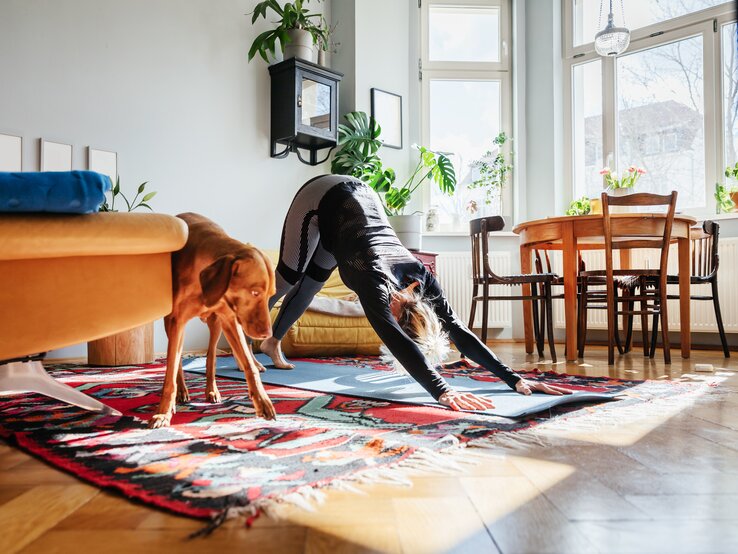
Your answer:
[259,250,381,356]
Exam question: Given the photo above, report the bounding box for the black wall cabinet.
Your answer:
[268,58,343,166]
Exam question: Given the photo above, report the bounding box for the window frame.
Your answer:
[419,0,513,225]
[563,1,737,218]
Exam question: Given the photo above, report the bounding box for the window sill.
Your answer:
[703,212,738,221]
[423,230,519,237]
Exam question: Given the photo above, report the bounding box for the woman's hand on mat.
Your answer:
[438,391,495,411]
[515,379,573,396]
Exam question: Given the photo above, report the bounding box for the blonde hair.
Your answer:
[381,286,450,374]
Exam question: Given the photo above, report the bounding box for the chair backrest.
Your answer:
[469,216,505,283]
[601,191,678,278]
[691,220,720,278]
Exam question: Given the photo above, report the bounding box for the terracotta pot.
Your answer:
[87,321,154,366]
[731,191,738,212]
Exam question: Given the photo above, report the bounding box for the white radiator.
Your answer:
[551,237,738,333]
[435,251,512,329]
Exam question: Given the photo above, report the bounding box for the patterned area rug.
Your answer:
[0,357,717,524]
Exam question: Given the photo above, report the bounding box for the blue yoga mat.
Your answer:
[183,355,619,419]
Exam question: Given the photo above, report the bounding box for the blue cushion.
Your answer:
[0,171,112,214]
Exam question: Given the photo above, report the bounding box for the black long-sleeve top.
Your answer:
[317,179,522,400]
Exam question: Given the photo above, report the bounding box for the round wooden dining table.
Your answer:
[513,213,697,362]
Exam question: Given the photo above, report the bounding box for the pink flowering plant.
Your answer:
[599,166,646,189]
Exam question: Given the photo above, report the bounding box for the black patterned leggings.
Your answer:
[269,175,343,339]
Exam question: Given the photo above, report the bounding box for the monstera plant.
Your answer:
[332,111,455,249]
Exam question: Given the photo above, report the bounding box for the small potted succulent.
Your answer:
[248,0,330,64]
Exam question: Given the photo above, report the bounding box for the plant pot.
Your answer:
[731,191,738,212]
[87,322,154,366]
[609,187,633,213]
[283,29,315,62]
[389,214,423,251]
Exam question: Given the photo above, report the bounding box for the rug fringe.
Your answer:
[225,377,722,526]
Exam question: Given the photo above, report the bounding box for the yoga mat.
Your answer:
[183,355,619,418]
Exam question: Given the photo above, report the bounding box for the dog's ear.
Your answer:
[199,255,237,307]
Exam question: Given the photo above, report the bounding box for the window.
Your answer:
[421,0,511,232]
[565,1,736,215]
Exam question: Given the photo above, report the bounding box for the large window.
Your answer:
[421,0,511,231]
[565,1,737,215]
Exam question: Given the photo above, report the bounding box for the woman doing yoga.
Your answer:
[260,175,570,411]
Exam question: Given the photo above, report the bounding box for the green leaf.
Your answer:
[142,191,157,202]
[431,153,456,194]
[137,181,148,194]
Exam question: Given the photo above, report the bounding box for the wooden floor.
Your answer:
[1,344,737,554]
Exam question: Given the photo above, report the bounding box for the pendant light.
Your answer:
[594,0,630,57]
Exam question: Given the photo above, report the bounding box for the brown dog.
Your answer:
[149,212,276,428]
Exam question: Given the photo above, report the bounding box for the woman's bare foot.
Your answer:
[260,337,295,369]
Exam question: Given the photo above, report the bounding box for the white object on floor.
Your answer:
[0,360,121,415]
[694,364,715,373]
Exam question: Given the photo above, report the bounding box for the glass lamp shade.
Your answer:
[595,14,630,57]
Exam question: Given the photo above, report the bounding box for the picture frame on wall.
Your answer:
[0,133,22,172]
[88,147,118,182]
[370,88,403,150]
[40,139,73,171]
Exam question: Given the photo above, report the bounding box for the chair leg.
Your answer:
[531,285,544,358]
[650,309,659,359]
[712,280,730,358]
[545,283,557,363]
[481,285,490,346]
[613,287,625,355]
[606,282,616,366]
[639,278,650,357]
[659,285,671,364]
[624,288,634,353]
[468,285,478,335]
[578,283,589,358]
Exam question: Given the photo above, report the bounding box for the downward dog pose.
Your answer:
[261,175,570,410]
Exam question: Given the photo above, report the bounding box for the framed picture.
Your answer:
[88,147,118,182]
[370,88,403,149]
[0,133,22,171]
[40,139,72,171]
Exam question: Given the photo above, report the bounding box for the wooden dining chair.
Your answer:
[578,191,678,365]
[469,216,557,361]
[648,220,730,358]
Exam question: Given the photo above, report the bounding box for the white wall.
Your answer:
[0,0,333,357]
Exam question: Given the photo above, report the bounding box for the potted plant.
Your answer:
[715,162,738,213]
[248,0,329,64]
[599,165,646,212]
[88,178,158,366]
[332,112,456,250]
[565,196,592,216]
[468,132,512,220]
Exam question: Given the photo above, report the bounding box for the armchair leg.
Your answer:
[0,360,121,416]
[639,277,650,357]
[531,285,544,358]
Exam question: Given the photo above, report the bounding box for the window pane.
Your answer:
[428,80,501,228]
[616,35,705,209]
[572,59,603,200]
[429,5,500,62]
[573,0,730,47]
[723,22,738,167]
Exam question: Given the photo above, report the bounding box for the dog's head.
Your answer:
[199,248,275,339]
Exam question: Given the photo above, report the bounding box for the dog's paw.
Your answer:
[149,413,172,429]
[252,394,276,420]
[176,387,190,404]
[206,388,222,403]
